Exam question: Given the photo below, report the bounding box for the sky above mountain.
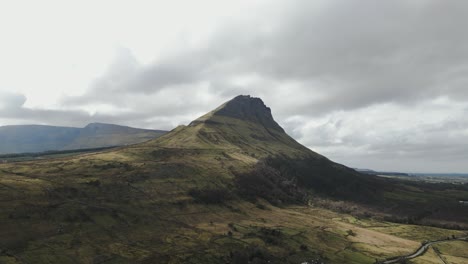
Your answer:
[1,0,468,173]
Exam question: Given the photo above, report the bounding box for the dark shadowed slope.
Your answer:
[0,123,167,154]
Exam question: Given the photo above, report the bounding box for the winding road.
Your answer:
[380,236,468,264]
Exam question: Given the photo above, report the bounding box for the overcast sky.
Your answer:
[1,0,468,173]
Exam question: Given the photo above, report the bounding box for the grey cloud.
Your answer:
[302,109,468,172]
[0,92,27,109]
[250,0,468,111]
[0,92,164,128]
[64,0,468,118]
[4,1,468,172]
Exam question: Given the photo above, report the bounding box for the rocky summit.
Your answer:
[211,95,285,132]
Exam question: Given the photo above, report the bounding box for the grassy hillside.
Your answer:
[0,123,167,154]
[0,147,465,263]
[0,146,118,163]
[0,95,466,263]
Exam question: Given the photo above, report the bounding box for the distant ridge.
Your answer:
[0,123,167,154]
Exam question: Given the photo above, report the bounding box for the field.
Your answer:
[0,146,118,163]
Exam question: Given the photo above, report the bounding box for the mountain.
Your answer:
[151,95,380,203]
[0,95,467,264]
[155,95,313,157]
[0,123,167,154]
[0,125,80,154]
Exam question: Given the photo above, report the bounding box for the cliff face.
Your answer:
[211,95,285,132]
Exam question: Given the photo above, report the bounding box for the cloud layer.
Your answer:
[2,0,468,172]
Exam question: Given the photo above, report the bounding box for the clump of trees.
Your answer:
[234,161,308,205]
[188,188,231,204]
[234,155,387,206]
[264,156,386,204]
[245,227,283,245]
[228,246,272,264]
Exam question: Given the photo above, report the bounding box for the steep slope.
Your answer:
[0,95,467,264]
[152,95,313,157]
[151,95,381,203]
[0,123,167,154]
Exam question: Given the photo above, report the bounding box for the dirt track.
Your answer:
[380,236,468,264]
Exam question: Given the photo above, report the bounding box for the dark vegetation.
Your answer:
[224,225,326,264]
[228,246,275,264]
[189,188,232,204]
[234,161,308,205]
[0,146,117,162]
[235,155,468,229]
[234,155,385,205]
[264,156,387,203]
[247,227,283,245]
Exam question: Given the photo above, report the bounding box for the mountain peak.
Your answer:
[193,95,284,132]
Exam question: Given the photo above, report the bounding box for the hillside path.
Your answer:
[380,236,468,264]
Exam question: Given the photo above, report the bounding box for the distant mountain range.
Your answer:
[355,168,468,178]
[0,123,167,154]
[354,168,410,176]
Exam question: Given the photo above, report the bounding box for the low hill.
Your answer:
[0,123,167,154]
[0,95,467,263]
